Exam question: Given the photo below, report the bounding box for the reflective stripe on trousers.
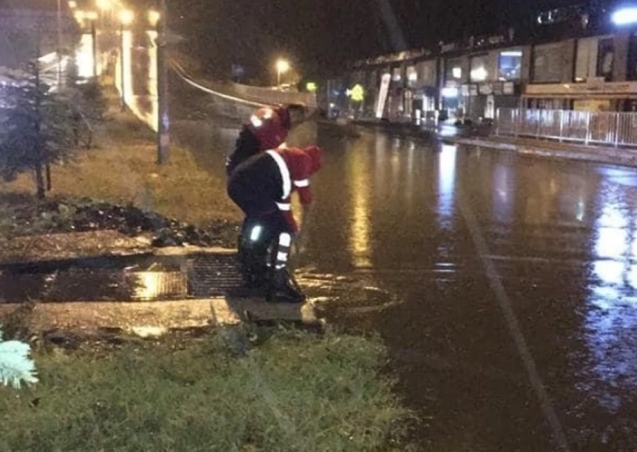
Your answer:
[275,232,292,269]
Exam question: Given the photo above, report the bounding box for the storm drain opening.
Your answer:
[0,253,248,303]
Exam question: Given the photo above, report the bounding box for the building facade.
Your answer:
[330,3,637,121]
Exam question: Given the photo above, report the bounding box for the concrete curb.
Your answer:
[0,298,320,336]
[456,137,637,167]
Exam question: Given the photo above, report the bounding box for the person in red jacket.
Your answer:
[225,104,308,177]
[227,145,323,303]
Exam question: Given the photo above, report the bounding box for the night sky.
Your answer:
[167,0,598,81]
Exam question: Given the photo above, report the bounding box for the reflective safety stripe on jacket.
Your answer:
[265,150,291,200]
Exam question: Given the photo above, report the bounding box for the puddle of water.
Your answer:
[0,254,244,303]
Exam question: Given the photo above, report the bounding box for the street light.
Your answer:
[148,10,160,27]
[612,7,637,25]
[276,59,289,90]
[119,9,134,26]
[119,10,134,111]
[96,0,112,28]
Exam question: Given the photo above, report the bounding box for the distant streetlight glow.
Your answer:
[96,0,111,10]
[149,10,160,26]
[612,7,637,25]
[276,59,290,74]
[68,1,77,8]
[85,10,98,20]
[276,59,290,90]
[119,9,134,25]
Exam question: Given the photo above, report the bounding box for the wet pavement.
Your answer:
[4,63,631,450]
[162,72,637,451]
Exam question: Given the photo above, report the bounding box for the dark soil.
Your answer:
[1,194,239,248]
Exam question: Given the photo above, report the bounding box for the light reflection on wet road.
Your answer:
[166,76,637,451]
[305,129,637,451]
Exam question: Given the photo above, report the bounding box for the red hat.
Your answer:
[247,107,291,151]
[304,146,323,175]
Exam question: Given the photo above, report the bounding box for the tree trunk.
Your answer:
[35,163,45,200]
[46,164,52,191]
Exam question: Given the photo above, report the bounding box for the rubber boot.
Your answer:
[266,268,306,304]
[237,235,269,289]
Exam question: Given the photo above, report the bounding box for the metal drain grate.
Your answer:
[0,253,253,303]
[186,254,244,298]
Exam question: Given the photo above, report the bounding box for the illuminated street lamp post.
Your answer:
[276,59,289,90]
[57,0,62,87]
[119,9,134,111]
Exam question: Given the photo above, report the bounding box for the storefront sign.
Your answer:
[503,82,516,95]
[479,83,493,95]
[493,82,504,95]
[526,81,637,95]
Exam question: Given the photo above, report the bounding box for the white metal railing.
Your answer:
[495,108,637,147]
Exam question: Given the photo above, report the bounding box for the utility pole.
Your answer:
[120,20,126,111]
[91,20,98,78]
[156,0,170,165]
[57,0,62,87]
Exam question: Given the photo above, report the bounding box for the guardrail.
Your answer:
[495,108,637,147]
[229,83,317,108]
[169,59,316,109]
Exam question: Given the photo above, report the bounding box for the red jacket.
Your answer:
[266,146,323,232]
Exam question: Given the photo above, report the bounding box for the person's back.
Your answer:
[225,125,261,177]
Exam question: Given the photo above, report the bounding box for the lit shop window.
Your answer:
[446,58,463,81]
[470,55,489,82]
[498,50,522,80]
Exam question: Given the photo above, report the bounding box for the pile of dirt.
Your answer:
[4,197,238,248]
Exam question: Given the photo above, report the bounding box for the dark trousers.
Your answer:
[227,154,291,275]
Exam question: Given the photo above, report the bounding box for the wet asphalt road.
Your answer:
[167,74,637,451]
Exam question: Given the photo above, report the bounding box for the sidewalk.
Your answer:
[0,298,320,337]
[454,135,637,167]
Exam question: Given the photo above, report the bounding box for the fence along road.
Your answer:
[496,108,637,148]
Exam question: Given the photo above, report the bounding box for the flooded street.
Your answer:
[167,77,637,450]
[305,130,637,451]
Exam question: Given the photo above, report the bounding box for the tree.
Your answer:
[0,60,76,199]
[65,60,107,149]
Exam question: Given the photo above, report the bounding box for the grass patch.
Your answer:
[0,91,241,227]
[0,327,410,452]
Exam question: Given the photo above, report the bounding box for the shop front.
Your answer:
[386,65,405,120]
[524,81,637,111]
